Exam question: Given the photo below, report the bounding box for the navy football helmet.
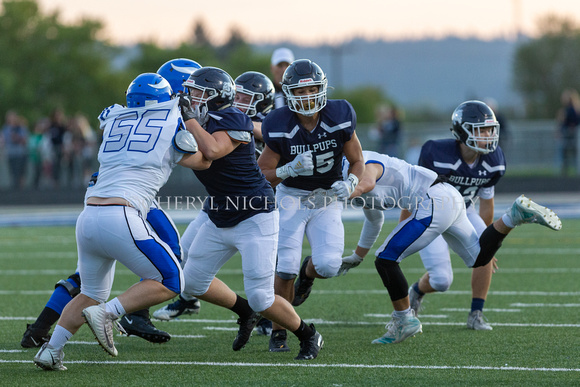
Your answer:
[451,100,500,154]
[281,59,327,116]
[157,58,201,94]
[233,71,274,117]
[126,73,172,108]
[183,67,235,112]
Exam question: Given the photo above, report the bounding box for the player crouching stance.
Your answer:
[33,73,211,370]
[338,151,562,344]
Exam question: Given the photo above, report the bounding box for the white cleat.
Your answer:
[509,195,562,231]
[82,304,118,357]
[371,310,422,344]
[467,310,493,331]
[33,343,67,371]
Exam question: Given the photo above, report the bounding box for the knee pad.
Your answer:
[311,256,342,278]
[276,271,297,280]
[55,273,81,297]
[247,288,275,313]
[374,258,409,302]
[429,273,453,292]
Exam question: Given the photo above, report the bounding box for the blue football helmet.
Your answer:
[126,73,172,108]
[157,58,202,94]
[183,67,235,112]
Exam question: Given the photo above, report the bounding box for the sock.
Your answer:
[105,298,126,318]
[393,307,411,318]
[31,307,61,332]
[412,282,425,297]
[471,298,485,313]
[45,279,78,315]
[292,320,314,341]
[502,213,515,228]
[229,294,253,319]
[48,325,73,350]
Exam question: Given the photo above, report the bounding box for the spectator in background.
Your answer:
[64,113,97,187]
[270,47,295,109]
[28,117,52,189]
[557,89,580,176]
[378,105,402,158]
[1,110,29,190]
[48,108,67,188]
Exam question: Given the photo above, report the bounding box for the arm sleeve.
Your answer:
[358,208,385,249]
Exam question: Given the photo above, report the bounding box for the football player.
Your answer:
[177,66,324,360]
[338,150,562,344]
[408,100,505,330]
[22,59,203,349]
[33,72,211,370]
[257,59,365,352]
[152,71,275,335]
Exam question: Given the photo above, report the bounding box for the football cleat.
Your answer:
[34,343,66,371]
[152,296,201,321]
[82,304,118,357]
[467,310,493,331]
[21,323,51,348]
[371,310,422,344]
[408,285,424,315]
[256,317,273,336]
[295,324,323,360]
[232,312,260,351]
[292,256,315,306]
[118,311,171,343]
[269,329,291,352]
[509,195,562,231]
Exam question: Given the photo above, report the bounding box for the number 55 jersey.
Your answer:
[90,99,184,215]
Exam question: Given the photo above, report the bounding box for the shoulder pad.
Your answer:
[227,130,252,143]
[173,130,198,153]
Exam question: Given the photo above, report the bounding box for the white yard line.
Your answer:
[1,359,579,372]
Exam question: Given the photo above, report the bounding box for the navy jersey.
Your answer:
[262,99,356,191]
[419,139,506,208]
[193,107,275,227]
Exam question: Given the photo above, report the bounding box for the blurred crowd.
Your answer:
[0,108,99,190]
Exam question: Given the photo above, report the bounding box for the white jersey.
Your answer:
[88,99,183,215]
[344,150,438,211]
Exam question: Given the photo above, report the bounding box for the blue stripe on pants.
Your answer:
[377,216,433,261]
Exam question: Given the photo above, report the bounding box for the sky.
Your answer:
[34,0,580,47]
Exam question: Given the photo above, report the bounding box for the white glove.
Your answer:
[331,173,359,201]
[276,151,314,180]
[337,251,364,276]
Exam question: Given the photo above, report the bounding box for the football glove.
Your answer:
[276,150,314,180]
[337,251,364,276]
[331,173,359,201]
[178,93,208,127]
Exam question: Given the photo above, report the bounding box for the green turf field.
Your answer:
[1,220,579,386]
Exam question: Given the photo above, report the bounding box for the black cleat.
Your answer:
[269,329,291,352]
[295,324,323,360]
[232,312,260,351]
[256,317,272,336]
[292,256,314,306]
[21,324,51,348]
[118,311,171,343]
